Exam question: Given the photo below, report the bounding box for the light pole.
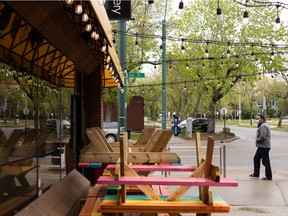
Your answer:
[161,0,168,129]
[118,20,127,139]
[238,85,241,125]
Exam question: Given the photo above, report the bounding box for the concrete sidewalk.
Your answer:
[166,136,288,216]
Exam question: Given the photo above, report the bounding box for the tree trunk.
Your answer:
[207,103,215,134]
[250,102,253,125]
[192,94,202,117]
[278,91,288,127]
[105,102,114,122]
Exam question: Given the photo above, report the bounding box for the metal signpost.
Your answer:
[220,107,228,177]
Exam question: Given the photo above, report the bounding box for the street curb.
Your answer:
[216,136,240,143]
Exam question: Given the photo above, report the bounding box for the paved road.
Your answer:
[167,125,288,216]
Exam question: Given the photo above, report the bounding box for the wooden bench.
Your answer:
[0,183,51,216]
[15,169,90,216]
[106,163,197,172]
[80,128,181,164]
[78,184,107,216]
[94,133,238,215]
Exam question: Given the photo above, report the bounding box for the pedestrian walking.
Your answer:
[249,114,272,180]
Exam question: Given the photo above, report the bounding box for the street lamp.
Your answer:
[148,1,184,129]
[161,0,168,129]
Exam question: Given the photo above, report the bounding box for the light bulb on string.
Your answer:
[82,9,89,22]
[101,43,107,52]
[181,44,185,54]
[242,10,249,26]
[269,58,273,64]
[216,0,223,23]
[270,51,275,60]
[147,0,156,13]
[85,19,92,32]
[255,58,259,65]
[227,49,231,58]
[178,0,184,18]
[275,5,281,31]
[75,1,83,14]
[65,0,74,5]
[91,27,99,40]
[251,51,255,60]
[275,16,281,31]
[205,48,209,58]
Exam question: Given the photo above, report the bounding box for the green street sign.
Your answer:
[127,73,145,78]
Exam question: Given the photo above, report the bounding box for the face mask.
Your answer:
[256,119,259,124]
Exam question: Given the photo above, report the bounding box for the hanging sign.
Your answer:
[105,0,132,20]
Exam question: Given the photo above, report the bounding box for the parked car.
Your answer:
[104,128,118,142]
[178,118,208,133]
[103,121,119,142]
[46,119,71,129]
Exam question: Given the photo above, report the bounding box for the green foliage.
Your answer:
[0,63,72,128]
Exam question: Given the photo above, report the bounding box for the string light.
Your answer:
[270,51,275,60]
[75,0,83,14]
[181,40,185,54]
[101,42,107,52]
[91,27,99,40]
[275,4,281,31]
[147,0,156,13]
[183,82,187,91]
[135,36,139,48]
[65,0,74,5]
[242,10,249,26]
[82,9,89,22]
[216,0,223,23]
[85,19,92,32]
[251,51,255,60]
[125,69,288,90]
[178,0,184,18]
[205,43,209,58]
[275,15,281,31]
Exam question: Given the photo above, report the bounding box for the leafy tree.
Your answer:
[267,78,288,127]
[0,63,71,129]
[165,0,287,133]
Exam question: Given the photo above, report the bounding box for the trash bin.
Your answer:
[172,115,179,136]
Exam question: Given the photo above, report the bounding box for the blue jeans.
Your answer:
[253,147,272,179]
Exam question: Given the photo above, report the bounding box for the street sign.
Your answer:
[220,107,228,115]
[127,73,145,78]
[23,107,29,115]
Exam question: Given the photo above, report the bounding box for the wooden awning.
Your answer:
[0,1,123,88]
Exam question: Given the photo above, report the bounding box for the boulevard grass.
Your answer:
[221,118,288,132]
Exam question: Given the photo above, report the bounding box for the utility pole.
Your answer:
[161,0,168,129]
[118,20,127,138]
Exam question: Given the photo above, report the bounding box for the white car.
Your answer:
[46,119,71,129]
